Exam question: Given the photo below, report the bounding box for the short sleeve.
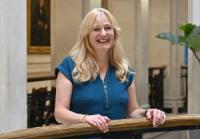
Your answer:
[126,67,135,87]
[55,56,75,83]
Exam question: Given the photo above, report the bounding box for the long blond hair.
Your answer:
[70,8,131,83]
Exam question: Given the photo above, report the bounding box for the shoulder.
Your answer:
[126,66,135,86]
[55,56,75,81]
[128,66,135,76]
[62,56,75,65]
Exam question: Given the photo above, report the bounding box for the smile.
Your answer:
[97,39,109,43]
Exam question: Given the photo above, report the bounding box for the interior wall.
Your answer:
[149,0,171,67]
[27,55,51,76]
[149,0,187,112]
[107,0,136,67]
[149,0,186,68]
[83,0,101,16]
[51,0,83,70]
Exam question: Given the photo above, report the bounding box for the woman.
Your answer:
[55,8,166,137]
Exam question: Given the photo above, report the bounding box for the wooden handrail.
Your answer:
[1,114,200,139]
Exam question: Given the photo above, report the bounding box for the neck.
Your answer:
[99,63,108,72]
[95,56,108,73]
[97,59,109,80]
[95,50,109,64]
[94,51,110,76]
[96,55,109,69]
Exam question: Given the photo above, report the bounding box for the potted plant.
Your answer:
[156,23,200,64]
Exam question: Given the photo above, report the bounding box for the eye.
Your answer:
[92,27,101,32]
[104,26,113,31]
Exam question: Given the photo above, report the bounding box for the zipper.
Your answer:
[102,80,109,108]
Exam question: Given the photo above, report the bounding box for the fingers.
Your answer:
[160,111,166,125]
[103,116,111,123]
[85,114,110,133]
[96,115,109,132]
[146,109,166,127]
[146,109,152,120]
[152,109,157,127]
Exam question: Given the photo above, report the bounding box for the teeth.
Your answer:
[98,39,108,43]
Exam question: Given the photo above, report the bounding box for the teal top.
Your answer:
[55,56,134,120]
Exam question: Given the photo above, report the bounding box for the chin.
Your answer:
[99,44,112,48]
[100,46,111,50]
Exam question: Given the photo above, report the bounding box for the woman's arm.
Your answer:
[127,81,166,127]
[54,72,83,124]
[127,81,146,118]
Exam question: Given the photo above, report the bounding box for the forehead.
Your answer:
[92,12,112,26]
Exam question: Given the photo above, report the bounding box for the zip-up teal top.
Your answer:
[55,56,134,120]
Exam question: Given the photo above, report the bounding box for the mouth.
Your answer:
[97,39,110,44]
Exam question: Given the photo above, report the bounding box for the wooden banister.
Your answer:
[1,114,200,139]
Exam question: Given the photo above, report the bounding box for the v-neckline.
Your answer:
[100,66,109,82]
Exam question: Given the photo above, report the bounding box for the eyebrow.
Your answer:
[93,23,112,27]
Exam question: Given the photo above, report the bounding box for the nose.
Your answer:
[100,28,106,36]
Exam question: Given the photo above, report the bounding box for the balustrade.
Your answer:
[0,114,200,139]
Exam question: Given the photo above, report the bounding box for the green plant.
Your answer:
[156,23,200,64]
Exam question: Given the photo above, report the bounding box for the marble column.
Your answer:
[135,0,149,106]
[167,0,181,113]
[0,0,27,133]
[188,0,200,138]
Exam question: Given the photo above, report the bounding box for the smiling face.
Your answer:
[88,12,115,54]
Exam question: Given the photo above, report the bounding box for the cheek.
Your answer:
[110,33,115,43]
[88,34,96,46]
[88,35,92,44]
[110,30,115,39]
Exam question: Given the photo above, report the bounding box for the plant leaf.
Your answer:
[179,23,196,37]
[187,26,200,52]
[156,32,185,45]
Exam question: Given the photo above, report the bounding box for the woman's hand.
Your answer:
[84,114,110,133]
[145,108,166,127]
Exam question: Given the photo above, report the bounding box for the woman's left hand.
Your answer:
[145,108,166,127]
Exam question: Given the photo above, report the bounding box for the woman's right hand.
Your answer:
[84,114,110,133]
